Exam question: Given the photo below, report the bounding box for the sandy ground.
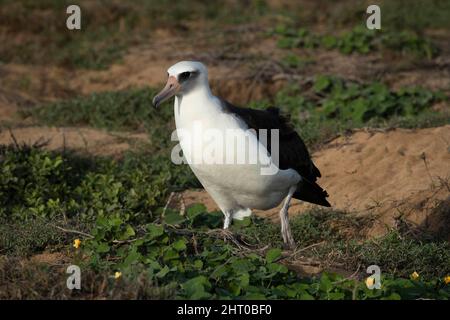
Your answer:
[0,126,149,157]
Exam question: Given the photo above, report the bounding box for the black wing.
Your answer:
[221,99,330,207]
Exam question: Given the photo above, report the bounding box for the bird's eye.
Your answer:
[178,71,191,82]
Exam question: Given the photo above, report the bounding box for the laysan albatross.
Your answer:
[153,61,330,247]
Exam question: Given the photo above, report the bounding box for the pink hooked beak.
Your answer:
[152,76,180,108]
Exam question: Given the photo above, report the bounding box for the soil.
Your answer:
[0,126,149,158]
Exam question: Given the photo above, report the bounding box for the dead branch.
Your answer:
[50,224,94,239]
[162,192,175,218]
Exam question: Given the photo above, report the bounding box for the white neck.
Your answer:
[174,83,220,124]
[180,83,213,104]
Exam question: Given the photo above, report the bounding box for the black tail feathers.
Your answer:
[293,179,331,207]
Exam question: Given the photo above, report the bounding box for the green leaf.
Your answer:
[321,35,337,49]
[266,248,282,263]
[233,217,251,228]
[211,265,228,279]
[231,259,254,273]
[164,211,186,225]
[146,224,164,239]
[350,98,369,123]
[382,293,401,300]
[186,203,206,220]
[319,274,333,293]
[300,293,315,300]
[96,242,110,253]
[327,292,346,300]
[314,76,331,93]
[182,276,211,299]
[238,273,250,288]
[155,265,170,278]
[193,260,203,270]
[122,249,140,267]
[163,248,179,262]
[172,239,187,251]
[243,293,267,300]
[267,263,288,274]
[119,224,135,240]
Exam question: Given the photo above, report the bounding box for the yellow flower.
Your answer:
[365,277,375,287]
[73,239,81,249]
[444,276,450,285]
[411,271,419,280]
[114,271,122,279]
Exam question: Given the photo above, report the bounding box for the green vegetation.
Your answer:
[0,0,132,69]
[0,0,268,69]
[0,144,199,224]
[312,76,445,123]
[250,75,448,146]
[26,80,448,150]
[0,144,448,299]
[243,212,450,279]
[0,218,66,256]
[271,0,450,32]
[280,54,314,70]
[82,207,449,299]
[22,87,177,151]
[381,0,450,31]
[272,26,438,58]
[1,0,447,69]
[25,87,169,130]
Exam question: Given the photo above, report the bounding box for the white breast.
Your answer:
[173,93,300,212]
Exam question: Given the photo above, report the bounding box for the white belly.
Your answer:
[174,96,301,212]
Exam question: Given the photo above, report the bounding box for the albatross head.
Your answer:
[152,61,209,108]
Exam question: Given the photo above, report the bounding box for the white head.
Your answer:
[152,61,209,108]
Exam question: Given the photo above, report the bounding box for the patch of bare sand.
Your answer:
[180,126,450,238]
[0,126,149,157]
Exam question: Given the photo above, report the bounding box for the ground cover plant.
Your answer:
[0,144,449,299]
[25,78,448,149]
[245,77,447,146]
[0,0,269,69]
[272,25,438,58]
[1,0,448,70]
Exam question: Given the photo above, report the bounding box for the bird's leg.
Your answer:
[280,186,296,249]
[219,210,233,242]
[223,211,231,230]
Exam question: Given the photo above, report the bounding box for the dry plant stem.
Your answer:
[50,224,94,239]
[162,192,175,218]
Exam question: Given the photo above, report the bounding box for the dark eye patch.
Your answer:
[178,70,199,83]
[178,71,191,82]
